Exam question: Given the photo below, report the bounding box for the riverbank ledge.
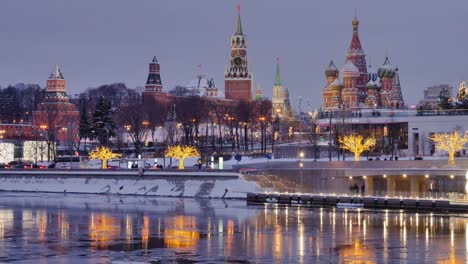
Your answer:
[0,170,259,198]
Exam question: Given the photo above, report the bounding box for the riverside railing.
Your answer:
[259,189,468,203]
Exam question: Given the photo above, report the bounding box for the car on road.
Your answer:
[0,163,10,169]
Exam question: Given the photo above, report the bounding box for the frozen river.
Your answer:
[0,192,467,263]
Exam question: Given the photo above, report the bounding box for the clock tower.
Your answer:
[224,6,253,101]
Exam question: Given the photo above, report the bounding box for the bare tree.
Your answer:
[143,97,169,153]
[118,100,150,156]
[254,99,272,154]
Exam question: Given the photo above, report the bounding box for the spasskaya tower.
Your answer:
[224,6,253,101]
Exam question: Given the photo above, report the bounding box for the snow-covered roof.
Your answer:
[330,76,343,88]
[340,61,359,77]
[184,74,210,90]
[180,74,220,97]
[366,80,378,89]
[49,65,64,80]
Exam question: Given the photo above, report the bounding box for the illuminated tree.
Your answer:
[430,131,468,165]
[165,145,200,170]
[89,146,121,169]
[339,135,376,161]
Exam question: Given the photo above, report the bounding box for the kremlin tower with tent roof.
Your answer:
[32,65,79,146]
[322,15,405,111]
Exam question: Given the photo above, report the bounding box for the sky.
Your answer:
[1,0,467,110]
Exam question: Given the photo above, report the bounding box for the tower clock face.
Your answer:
[233,56,243,66]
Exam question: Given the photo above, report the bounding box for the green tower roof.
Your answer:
[274,62,281,86]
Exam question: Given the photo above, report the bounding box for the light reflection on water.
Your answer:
[0,193,467,263]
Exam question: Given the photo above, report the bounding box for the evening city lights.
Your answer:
[0,1,468,263]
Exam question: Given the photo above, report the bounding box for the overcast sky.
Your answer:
[1,0,467,110]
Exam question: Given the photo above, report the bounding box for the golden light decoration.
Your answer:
[339,135,376,161]
[165,145,200,170]
[430,131,468,165]
[89,146,121,169]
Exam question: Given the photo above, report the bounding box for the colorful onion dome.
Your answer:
[325,60,339,77]
[377,56,396,79]
[366,80,378,89]
[367,64,378,82]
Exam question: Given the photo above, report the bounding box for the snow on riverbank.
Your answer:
[0,173,261,199]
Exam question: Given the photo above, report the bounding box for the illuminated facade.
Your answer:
[272,60,285,116]
[322,16,405,110]
[0,143,14,164]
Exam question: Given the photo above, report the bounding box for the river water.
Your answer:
[0,192,467,263]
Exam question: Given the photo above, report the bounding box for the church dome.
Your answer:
[340,61,360,77]
[377,57,396,79]
[330,76,343,90]
[367,64,378,82]
[365,80,378,89]
[325,60,339,77]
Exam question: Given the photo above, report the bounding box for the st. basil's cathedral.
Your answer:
[322,15,405,111]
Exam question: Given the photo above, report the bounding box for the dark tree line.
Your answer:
[0,83,44,123]
[1,80,280,159]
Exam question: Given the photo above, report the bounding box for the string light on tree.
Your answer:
[89,146,121,169]
[339,135,376,161]
[165,145,200,170]
[430,131,468,165]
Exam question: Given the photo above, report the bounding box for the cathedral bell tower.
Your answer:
[224,6,253,101]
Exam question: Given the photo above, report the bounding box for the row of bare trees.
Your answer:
[72,83,275,155]
[112,94,273,155]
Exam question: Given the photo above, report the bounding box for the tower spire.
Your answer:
[349,13,363,54]
[275,57,281,86]
[235,5,243,35]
